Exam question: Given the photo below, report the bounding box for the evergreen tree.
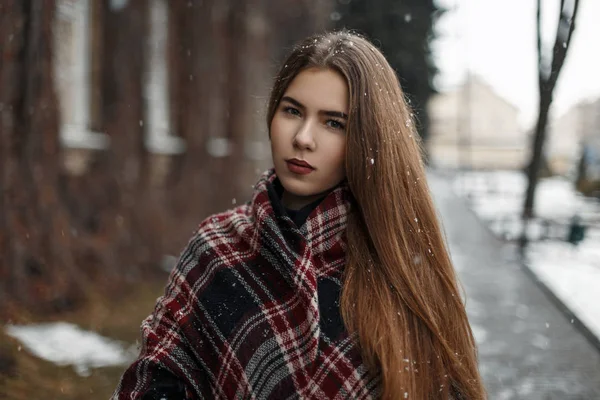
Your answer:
[334,0,443,143]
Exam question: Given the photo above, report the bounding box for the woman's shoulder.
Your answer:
[195,203,253,239]
[162,204,256,306]
[175,204,253,273]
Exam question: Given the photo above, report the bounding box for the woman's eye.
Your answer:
[283,107,301,116]
[326,120,345,130]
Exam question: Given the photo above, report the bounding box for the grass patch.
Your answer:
[0,274,168,400]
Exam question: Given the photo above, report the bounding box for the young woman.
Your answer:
[113,31,486,400]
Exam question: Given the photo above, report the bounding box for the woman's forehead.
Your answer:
[284,68,349,112]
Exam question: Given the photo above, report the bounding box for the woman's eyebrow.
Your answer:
[323,110,348,120]
[281,96,304,109]
[281,96,348,120]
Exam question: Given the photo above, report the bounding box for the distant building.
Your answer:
[548,98,600,178]
[427,75,526,170]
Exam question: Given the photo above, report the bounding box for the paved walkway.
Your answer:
[428,171,600,400]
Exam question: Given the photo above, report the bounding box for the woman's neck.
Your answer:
[281,190,326,211]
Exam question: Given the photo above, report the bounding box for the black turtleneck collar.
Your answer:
[270,178,326,228]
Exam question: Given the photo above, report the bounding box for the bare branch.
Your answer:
[536,0,542,86]
[546,0,580,90]
[563,0,580,55]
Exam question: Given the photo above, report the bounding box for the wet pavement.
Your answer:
[428,171,600,400]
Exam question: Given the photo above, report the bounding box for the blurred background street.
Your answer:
[431,171,600,399]
[1,0,600,398]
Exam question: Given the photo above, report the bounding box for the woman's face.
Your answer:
[270,67,349,210]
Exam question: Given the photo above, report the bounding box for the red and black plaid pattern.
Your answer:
[112,169,381,399]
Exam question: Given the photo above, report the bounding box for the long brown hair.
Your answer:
[267,31,486,400]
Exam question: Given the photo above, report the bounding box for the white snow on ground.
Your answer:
[526,242,600,340]
[453,170,600,343]
[4,322,136,376]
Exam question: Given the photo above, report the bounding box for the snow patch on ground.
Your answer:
[526,242,600,341]
[4,322,136,376]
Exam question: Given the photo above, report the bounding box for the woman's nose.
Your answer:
[293,121,316,150]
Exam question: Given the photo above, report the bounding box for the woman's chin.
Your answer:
[279,177,316,197]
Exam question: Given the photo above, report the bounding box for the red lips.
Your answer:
[287,158,314,169]
[286,158,315,175]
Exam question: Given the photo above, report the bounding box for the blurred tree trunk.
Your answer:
[167,0,211,190]
[269,0,332,60]
[221,1,249,206]
[0,0,86,316]
[99,0,153,278]
[163,0,216,251]
[89,0,104,133]
[522,0,580,220]
[167,1,254,227]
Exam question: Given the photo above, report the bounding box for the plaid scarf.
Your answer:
[112,169,381,399]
